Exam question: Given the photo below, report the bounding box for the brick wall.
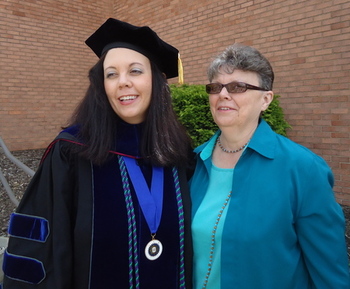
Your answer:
[0,0,113,150]
[114,0,350,204]
[1,0,349,203]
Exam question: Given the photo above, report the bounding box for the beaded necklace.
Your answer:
[217,135,249,154]
[201,191,232,288]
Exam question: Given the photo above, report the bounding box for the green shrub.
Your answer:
[262,94,291,137]
[171,84,291,147]
[171,84,217,147]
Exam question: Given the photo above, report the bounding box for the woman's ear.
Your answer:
[261,90,274,112]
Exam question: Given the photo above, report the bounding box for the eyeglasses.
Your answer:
[206,81,268,94]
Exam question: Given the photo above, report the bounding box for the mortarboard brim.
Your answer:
[85,18,179,79]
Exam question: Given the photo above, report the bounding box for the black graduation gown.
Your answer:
[3,122,193,289]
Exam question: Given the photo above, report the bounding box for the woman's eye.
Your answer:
[106,72,117,78]
[130,68,143,75]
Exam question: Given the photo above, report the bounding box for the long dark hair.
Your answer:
[67,54,192,166]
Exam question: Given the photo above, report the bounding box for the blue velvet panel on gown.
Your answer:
[89,122,181,289]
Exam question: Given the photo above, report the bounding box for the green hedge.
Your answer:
[170,84,291,147]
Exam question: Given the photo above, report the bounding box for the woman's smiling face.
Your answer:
[209,69,273,130]
[103,48,152,124]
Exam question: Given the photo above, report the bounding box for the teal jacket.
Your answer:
[190,119,350,289]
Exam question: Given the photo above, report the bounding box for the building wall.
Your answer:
[1,0,349,203]
[0,0,113,149]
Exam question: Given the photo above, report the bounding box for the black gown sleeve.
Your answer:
[3,136,93,289]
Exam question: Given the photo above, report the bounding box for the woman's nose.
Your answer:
[218,87,231,100]
[118,74,132,88]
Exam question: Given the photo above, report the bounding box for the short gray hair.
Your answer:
[207,43,274,90]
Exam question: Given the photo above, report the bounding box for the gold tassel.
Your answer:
[178,53,184,85]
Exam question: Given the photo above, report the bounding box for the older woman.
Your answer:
[190,43,349,289]
[3,19,193,289]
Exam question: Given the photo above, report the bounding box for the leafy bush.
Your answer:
[171,84,217,147]
[262,94,291,137]
[171,84,291,147]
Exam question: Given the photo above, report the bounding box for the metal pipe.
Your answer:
[0,167,19,206]
[0,136,35,177]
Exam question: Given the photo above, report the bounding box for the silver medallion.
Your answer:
[145,239,163,260]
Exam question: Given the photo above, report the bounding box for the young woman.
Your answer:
[3,18,193,289]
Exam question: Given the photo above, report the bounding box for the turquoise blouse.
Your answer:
[192,163,233,288]
[190,119,350,289]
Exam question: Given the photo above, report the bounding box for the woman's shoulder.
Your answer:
[40,126,84,164]
[57,125,80,140]
[255,120,330,170]
[274,133,331,172]
[275,133,316,157]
